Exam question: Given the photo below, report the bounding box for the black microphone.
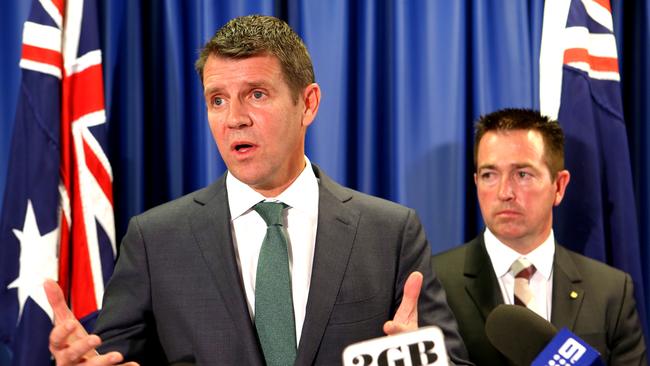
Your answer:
[486,305,604,366]
[485,304,558,366]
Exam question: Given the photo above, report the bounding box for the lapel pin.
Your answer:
[570,291,579,299]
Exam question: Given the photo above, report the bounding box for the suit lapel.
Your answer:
[550,245,584,330]
[463,237,504,321]
[295,167,360,366]
[189,177,264,365]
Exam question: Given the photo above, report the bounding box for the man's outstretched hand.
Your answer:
[383,271,423,335]
[44,279,138,366]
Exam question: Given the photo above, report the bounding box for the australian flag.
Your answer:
[540,0,646,330]
[0,0,116,364]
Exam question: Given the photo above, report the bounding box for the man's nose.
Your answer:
[225,100,252,129]
[497,176,515,201]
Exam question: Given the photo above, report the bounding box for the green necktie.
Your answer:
[254,201,297,366]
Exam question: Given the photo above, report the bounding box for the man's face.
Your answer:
[475,130,570,253]
[202,54,320,197]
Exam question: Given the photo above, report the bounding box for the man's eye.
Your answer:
[212,97,223,106]
[252,91,264,99]
[518,171,530,178]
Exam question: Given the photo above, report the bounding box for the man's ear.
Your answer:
[301,83,320,127]
[553,170,571,206]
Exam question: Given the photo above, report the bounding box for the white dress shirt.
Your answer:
[226,157,319,344]
[484,228,555,320]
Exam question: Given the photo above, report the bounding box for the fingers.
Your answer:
[44,281,129,366]
[73,350,126,365]
[82,351,126,365]
[383,319,414,334]
[46,279,100,366]
[48,307,90,353]
[383,320,398,334]
[402,271,423,313]
[69,351,131,366]
[49,320,78,352]
[44,279,75,324]
[384,271,423,335]
[49,333,98,365]
[393,271,423,323]
[50,333,126,366]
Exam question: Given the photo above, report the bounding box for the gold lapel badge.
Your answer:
[570,291,579,299]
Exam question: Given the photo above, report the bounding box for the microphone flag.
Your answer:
[532,328,604,366]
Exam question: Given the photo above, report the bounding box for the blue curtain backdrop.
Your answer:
[0,0,648,349]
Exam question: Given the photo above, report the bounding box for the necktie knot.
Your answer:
[510,257,536,281]
[254,201,287,227]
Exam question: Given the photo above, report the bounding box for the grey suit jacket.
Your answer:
[94,165,470,365]
[431,235,646,366]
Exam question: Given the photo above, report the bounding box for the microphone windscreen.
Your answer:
[485,304,558,366]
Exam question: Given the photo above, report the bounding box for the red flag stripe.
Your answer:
[21,44,63,71]
[66,64,105,124]
[58,213,71,301]
[591,0,611,13]
[83,139,114,204]
[69,147,98,317]
[563,48,619,73]
[51,0,65,16]
[61,97,101,318]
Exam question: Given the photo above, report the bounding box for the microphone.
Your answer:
[485,304,557,365]
[486,305,603,366]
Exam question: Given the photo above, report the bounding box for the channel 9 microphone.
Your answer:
[485,305,604,366]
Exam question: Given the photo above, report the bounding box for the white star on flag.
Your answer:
[7,200,59,322]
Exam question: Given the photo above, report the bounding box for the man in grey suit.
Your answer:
[44,15,470,365]
[432,108,646,365]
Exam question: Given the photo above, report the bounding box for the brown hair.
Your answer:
[474,108,565,178]
[195,15,315,102]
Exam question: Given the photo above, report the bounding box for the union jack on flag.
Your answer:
[540,0,647,329]
[0,0,116,364]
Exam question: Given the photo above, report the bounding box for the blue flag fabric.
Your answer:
[0,0,115,364]
[0,51,62,366]
[541,0,647,329]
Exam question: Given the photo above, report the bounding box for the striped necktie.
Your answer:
[510,257,537,308]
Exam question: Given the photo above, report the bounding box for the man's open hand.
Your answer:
[44,279,138,366]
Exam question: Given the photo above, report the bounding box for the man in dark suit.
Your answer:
[44,15,470,365]
[432,108,646,365]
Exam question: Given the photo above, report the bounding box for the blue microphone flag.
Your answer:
[532,328,603,366]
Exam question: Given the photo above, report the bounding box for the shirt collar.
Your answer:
[484,228,555,280]
[226,156,318,220]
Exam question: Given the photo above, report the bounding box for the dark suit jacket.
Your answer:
[431,235,646,365]
[94,165,470,365]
